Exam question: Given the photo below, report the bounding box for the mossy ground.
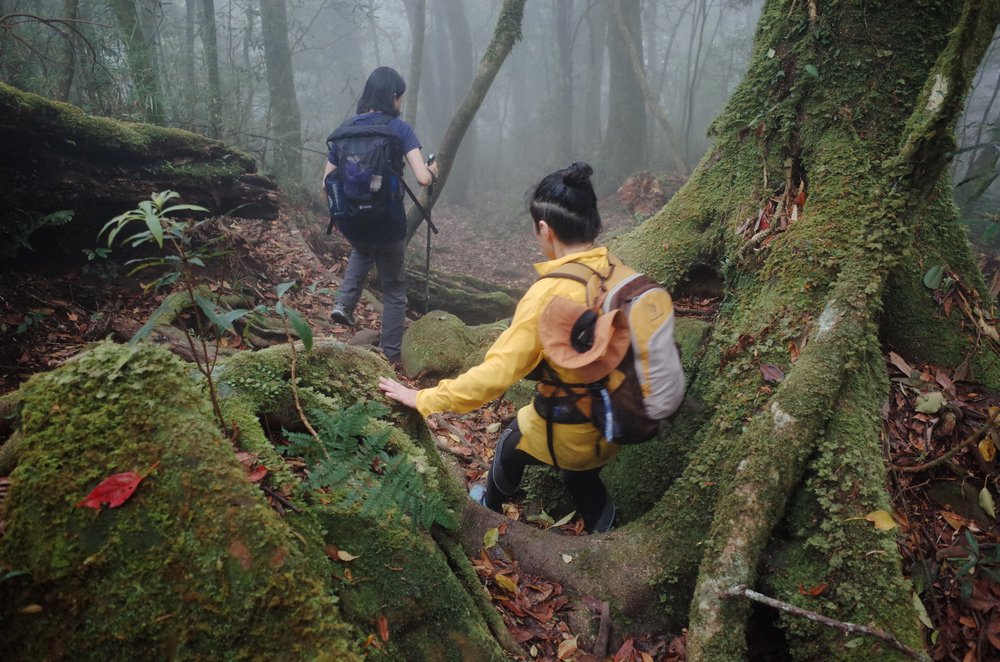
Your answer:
[0,342,357,660]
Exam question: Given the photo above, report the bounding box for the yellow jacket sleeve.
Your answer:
[415,284,549,417]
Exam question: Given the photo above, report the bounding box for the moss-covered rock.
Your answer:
[0,342,358,660]
[401,310,507,379]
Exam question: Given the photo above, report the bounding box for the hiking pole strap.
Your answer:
[402,180,438,234]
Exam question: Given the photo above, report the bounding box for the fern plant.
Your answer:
[282,403,455,531]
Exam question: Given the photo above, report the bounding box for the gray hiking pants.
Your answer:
[336,239,407,361]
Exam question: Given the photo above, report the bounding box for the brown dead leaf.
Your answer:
[228,538,253,570]
[376,614,390,642]
[558,635,578,660]
[889,351,914,376]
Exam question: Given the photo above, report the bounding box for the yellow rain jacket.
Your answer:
[415,246,621,471]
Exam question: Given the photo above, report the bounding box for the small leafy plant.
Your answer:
[100,191,248,430]
[946,529,1000,601]
[0,209,74,260]
[100,191,324,439]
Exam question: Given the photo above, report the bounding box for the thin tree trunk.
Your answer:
[554,0,575,160]
[405,0,527,239]
[403,0,426,126]
[598,0,646,190]
[180,0,196,127]
[259,0,302,180]
[441,0,475,204]
[611,0,686,175]
[106,0,166,124]
[56,0,79,102]
[581,2,607,154]
[681,0,711,164]
[201,0,223,139]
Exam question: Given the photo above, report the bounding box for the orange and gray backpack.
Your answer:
[534,254,685,460]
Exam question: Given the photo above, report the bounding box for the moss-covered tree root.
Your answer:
[0,342,358,660]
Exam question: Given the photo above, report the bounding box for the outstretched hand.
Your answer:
[379,376,418,409]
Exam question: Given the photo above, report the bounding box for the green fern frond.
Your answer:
[282,403,454,530]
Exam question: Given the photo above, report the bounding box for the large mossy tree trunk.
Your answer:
[617,1,1000,659]
[451,2,1000,660]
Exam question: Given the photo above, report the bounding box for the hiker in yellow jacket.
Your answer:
[379,162,621,532]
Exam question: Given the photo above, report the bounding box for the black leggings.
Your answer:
[484,420,615,532]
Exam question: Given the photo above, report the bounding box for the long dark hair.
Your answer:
[528,162,602,244]
[356,67,406,116]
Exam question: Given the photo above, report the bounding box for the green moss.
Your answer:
[0,342,357,660]
[401,311,507,379]
[882,178,1000,389]
[763,353,920,660]
[314,508,508,661]
[0,82,256,168]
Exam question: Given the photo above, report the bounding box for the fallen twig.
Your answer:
[721,585,930,661]
[895,407,1000,473]
[260,484,301,514]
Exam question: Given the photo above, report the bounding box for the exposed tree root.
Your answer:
[721,586,930,661]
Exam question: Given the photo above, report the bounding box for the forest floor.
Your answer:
[1,192,999,661]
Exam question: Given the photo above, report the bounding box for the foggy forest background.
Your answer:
[1,0,997,239]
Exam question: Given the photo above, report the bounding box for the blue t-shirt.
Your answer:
[327,112,422,244]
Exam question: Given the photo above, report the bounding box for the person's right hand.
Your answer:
[379,377,418,409]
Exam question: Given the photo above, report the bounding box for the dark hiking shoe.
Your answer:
[330,305,355,327]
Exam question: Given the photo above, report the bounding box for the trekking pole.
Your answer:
[424,154,436,314]
[401,167,438,312]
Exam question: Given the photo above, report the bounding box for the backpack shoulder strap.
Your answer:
[539,260,616,309]
[326,114,398,146]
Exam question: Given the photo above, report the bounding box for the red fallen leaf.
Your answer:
[788,341,800,363]
[76,461,159,509]
[760,364,785,383]
[376,614,390,642]
[795,187,806,208]
[246,465,268,483]
[797,581,828,597]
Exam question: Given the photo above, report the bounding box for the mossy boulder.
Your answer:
[401,310,508,379]
[0,342,357,660]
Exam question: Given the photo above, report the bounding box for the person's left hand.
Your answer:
[379,376,418,409]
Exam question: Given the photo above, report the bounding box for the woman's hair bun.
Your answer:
[562,162,594,187]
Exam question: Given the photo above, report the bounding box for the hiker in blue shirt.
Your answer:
[323,66,438,362]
